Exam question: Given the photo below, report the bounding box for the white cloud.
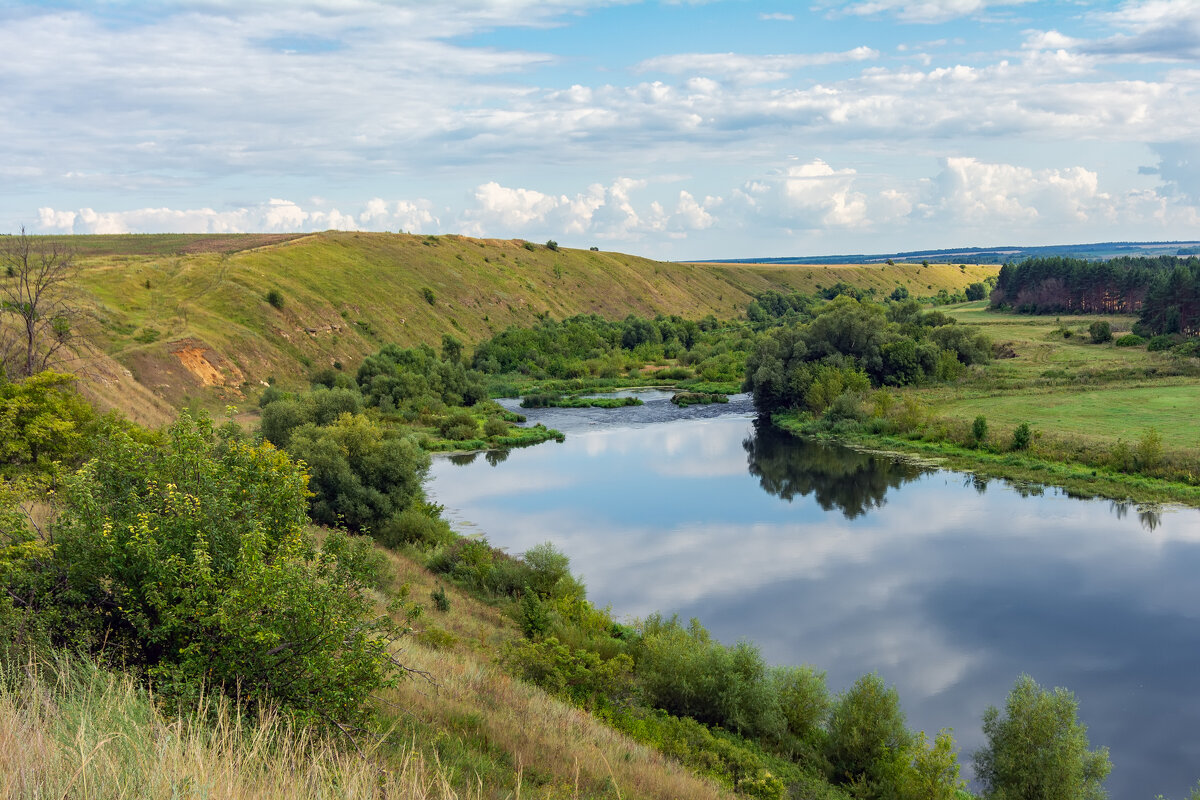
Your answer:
[34,198,376,235]
[829,0,1034,23]
[918,156,1200,235]
[459,178,722,240]
[759,12,795,21]
[734,159,905,231]
[636,47,880,84]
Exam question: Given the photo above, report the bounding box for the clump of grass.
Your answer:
[0,655,471,800]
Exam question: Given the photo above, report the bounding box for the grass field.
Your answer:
[928,303,1200,448]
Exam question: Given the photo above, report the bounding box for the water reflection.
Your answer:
[743,420,933,519]
[427,410,1200,797]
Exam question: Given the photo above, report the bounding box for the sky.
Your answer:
[2,0,1199,259]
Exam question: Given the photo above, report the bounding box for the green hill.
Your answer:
[64,231,996,420]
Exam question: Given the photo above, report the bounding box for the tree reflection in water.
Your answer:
[742,419,933,519]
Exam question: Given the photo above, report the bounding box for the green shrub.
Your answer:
[48,413,406,728]
[974,675,1111,800]
[1088,320,1112,344]
[265,288,284,309]
[437,409,478,441]
[523,541,583,600]
[421,286,436,305]
[1148,334,1174,351]
[416,626,457,650]
[377,506,453,548]
[636,615,784,739]
[972,415,988,446]
[519,588,552,639]
[545,240,559,251]
[286,413,429,534]
[1114,334,1145,347]
[1174,339,1200,357]
[431,584,451,612]
[826,673,913,789]
[772,665,831,758]
[0,372,98,476]
[523,241,537,251]
[1011,422,1032,451]
[504,636,632,708]
[483,417,509,437]
[1135,427,1163,472]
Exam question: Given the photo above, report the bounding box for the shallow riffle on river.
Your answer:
[427,390,1200,797]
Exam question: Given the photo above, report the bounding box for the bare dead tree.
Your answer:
[0,227,80,379]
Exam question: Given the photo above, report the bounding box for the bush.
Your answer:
[287,413,429,534]
[974,675,1111,800]
[972,415,988,446]
[377,506,453,548]
[965,282,987,301]
[519,588,552,639]
[437,409,478,441]
[772,665,830,757]
[636,615,784,739]
[545,240,559,251]
[421,286,436,305]
[1114,334,1145,347]
[1148,334,1174,351]
[1135,427,1163,472]
[504,636,632,708]
[523,541,583,600]
[265,288,284,309]
[1088,320,1112,344]
[0,372,98,475]
[47,413,406,727]
[1011,422,1032,451]
[431,584,450,612]
[484,417,509,437]
[826,673,912,790]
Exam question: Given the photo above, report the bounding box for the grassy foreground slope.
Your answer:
[66,232,995,419]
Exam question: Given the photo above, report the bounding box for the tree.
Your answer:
[1089,320,1112,344]
[826,673,913,792]
[0,228,80,379]
[974,675,1111,800]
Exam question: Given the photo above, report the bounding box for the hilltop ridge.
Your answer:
[63,231,996,420]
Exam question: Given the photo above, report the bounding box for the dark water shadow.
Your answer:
[743,419,935,519]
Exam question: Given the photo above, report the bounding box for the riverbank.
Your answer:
[758,301,1200,508]
[772,412,1200,508]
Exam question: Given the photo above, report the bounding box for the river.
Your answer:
[427,390,1200,797]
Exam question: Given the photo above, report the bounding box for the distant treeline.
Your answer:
[990,255,1200,335]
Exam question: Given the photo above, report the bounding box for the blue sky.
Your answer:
[3,0,1199,258]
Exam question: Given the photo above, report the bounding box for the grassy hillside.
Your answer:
[1,538,732,800]
[63,232,996,419]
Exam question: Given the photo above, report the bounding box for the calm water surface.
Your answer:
[427,391,1200,797]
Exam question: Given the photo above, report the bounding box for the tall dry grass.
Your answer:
[0,657,473,800]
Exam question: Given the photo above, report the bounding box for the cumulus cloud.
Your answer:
[733,159,908,231]
[458,178,723,241]
[917,156,1200,235]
